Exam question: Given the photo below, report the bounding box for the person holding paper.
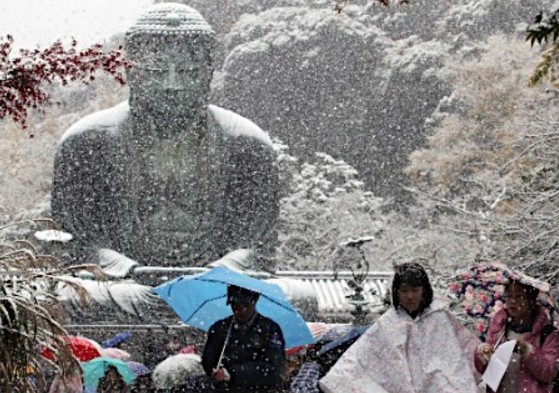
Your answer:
[475,280,559,392]
[319,262,481,393]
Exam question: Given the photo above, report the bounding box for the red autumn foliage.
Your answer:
[0,35,131,128]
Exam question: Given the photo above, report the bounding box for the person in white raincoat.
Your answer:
[319,262,480,393]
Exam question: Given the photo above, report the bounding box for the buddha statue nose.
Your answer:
[163,63,181,90]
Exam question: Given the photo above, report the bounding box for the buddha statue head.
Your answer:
[124,3,216,126]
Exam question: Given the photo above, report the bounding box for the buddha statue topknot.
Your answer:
[51,3,280,269]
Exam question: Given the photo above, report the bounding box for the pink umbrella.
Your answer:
[101,347,131,361]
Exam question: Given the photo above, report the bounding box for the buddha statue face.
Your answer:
[124,4,216,123]
[127,36,213,119]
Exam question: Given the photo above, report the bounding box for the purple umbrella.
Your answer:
[126,361,151,377]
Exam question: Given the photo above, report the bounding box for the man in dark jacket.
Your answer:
[202,285,286,392]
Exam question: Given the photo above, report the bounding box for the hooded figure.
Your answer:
[319,262,481,393]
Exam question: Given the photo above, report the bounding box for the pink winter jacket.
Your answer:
[474,306,559,393]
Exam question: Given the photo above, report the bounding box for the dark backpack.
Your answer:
[540,324,559,393]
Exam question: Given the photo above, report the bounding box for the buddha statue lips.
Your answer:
[51,3,280,268]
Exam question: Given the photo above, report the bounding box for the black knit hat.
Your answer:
[226,285,260,305]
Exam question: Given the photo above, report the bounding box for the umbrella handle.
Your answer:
[216,320,233,370]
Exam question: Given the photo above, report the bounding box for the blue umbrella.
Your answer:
[313,324,371,375]
[317,324,371,356]
[152,266,315,348]
[102,331,132,348]
[82,357,136,388]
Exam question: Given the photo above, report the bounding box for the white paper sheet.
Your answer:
[482,340,517,391]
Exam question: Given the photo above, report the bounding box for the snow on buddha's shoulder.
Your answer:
[209,104,273,147]
[59,101,129,145]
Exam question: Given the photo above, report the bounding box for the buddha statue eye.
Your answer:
[177,68,199,75]
[137,65,199,75]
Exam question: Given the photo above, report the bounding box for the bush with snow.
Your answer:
[275,140,387,270]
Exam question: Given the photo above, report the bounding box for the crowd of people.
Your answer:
[39,284,287,393]
[38,262,559,393]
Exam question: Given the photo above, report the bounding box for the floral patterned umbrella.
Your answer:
[448,260,556,337]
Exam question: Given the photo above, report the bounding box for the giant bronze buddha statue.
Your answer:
[51,3,279,269]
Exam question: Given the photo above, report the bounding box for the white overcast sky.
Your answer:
[0,0,154,50]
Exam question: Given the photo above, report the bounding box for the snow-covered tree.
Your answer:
[407,35,547,196]
[275,141,387,270]
[333,0,408,12]
[406,34,559,281]
[527,5,559,87]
